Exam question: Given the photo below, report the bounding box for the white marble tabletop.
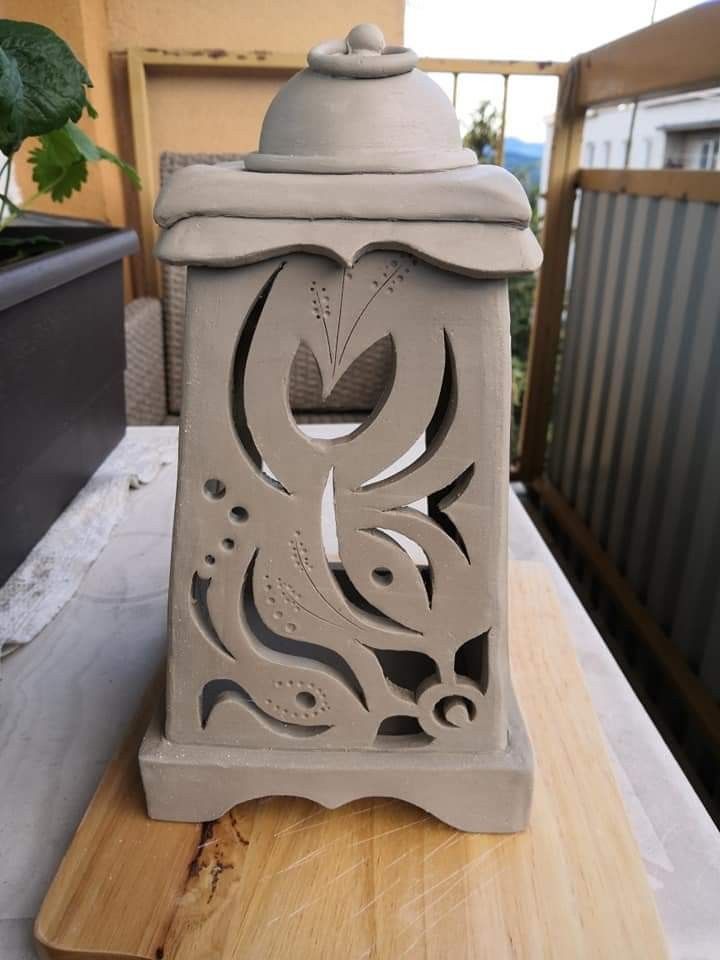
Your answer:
[1,426,719,959]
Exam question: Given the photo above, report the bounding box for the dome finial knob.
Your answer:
[346,23,385,56]
[308,25,417,78]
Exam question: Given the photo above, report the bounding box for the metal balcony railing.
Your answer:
[520,3,720,818]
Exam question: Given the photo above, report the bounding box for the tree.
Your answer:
[464,101,540,456]
[508,169,540,455]
[463,101,500,164]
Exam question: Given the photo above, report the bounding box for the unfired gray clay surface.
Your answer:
[141,24,542,832]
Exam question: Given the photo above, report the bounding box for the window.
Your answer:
[603,140,612,166]
[585,142,595,167]
[698,137,719,170]
[644,138,653,168]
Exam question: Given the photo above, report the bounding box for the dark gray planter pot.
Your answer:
[0,219,138,584]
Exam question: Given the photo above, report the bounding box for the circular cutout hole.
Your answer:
[372,567,393,587]
[230,506,249,523]
[203,478,226,500]
[221,538,234,551]
[296,691,317,709]
[205,554,215,566]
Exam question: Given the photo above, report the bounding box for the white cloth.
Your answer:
[0,427,178,657]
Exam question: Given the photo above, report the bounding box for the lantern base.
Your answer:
[139,689,533,834]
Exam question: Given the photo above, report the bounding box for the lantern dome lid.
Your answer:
[154,25,544,278]
[243,24,477,175]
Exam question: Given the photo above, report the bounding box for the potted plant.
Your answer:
[0,19,140,583]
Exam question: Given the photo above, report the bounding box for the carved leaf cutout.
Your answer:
[244,551,370,709]
[201,680,332,738]
[230,260,290,492]
[337,528,430,633]
[189,573,235,661]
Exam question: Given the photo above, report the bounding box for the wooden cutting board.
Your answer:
[34,562,668,959]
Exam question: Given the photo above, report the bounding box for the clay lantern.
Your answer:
[141,24,542,832]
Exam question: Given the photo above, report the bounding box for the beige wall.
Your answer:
[8,0,405,235]
[106,0,404,50]
[117,0,405,196]
[7,0,125,225]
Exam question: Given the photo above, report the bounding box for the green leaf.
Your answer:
[97,145,141,189]
[0,19,92,155]
[66,120,141,189]
[0,47,23,154]
[64,120,101,161]
[29,127,88,202]
[26,123,140,202]
[0,233,64,265]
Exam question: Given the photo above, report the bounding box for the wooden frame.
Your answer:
[578,168,720,203]
[575,2,720,108]
[126,48,160,296]
[125,49,566,295]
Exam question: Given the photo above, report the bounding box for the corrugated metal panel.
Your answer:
[549,191,720,698]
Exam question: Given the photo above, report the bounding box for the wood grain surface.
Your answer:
[34,562,668,959]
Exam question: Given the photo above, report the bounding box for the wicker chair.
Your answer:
[124,151,392,425]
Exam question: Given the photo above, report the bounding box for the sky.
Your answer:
[404,0,703,142]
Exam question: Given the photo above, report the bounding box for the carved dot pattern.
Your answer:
[267,679,329,720]
[262,572,303,632]
[309,280,332,328]
[387,256,416,294]
[276,576,302,612]
[289,535,312,572]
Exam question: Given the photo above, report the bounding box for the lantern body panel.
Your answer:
[166,252,509,749]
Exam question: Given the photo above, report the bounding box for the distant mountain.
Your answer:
[503,138,544,159]
[502,138,544,188]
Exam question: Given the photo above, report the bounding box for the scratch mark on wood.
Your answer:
[384,846,417,870]
[400,837,511,911]
[421,833,459,863]
[264,842,335,878]
[265,812,427,879]
[353,875,402,917]
[399,866,511,956]
[186,821,214,880]
[349,815,431,846]
[265,858,366,924]
[273,806,324,837]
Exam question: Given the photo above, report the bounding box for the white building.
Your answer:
[541,88,720,193]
